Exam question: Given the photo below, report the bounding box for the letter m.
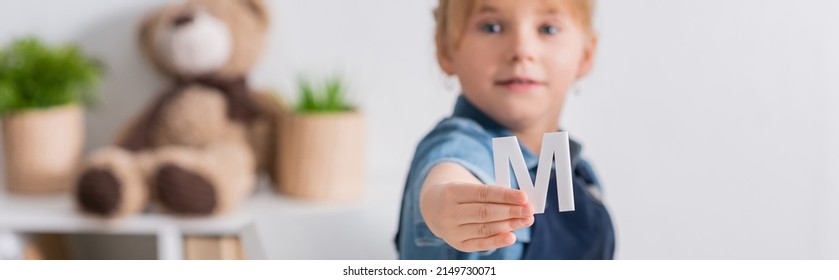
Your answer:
[492,132,575,213]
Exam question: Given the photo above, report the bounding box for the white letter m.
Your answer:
[492,132,575,214]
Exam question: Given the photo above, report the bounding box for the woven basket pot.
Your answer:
[276,111,364,200]
[2,105,84,194]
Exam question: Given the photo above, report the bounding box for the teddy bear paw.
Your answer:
[76,169,122,216]
[156,164,217,215]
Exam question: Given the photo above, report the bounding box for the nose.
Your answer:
[508,27,537,63]
[172,12,194,28]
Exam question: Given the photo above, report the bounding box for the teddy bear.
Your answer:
[74,0,281,218]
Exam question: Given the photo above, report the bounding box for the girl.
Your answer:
[396,0,614,259]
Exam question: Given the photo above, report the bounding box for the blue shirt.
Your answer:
[395,95,615,259]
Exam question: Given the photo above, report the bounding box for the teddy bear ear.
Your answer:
[241,0,269,24]
[137,9,175,76]
[138,12,159,61]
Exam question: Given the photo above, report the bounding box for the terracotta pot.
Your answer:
[2,105,84,194]
[276,111,364,200]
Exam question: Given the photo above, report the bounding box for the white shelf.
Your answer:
[0,185,264,260]
[0,172,404,260]
[0,192,253,236]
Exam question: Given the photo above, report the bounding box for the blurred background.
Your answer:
[0,0,837,259]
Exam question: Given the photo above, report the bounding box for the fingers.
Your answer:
[458,217,535,239]
[425,182,536,253]
[450,184,528,205]
[456,232,517,252]
[455,203,533,223]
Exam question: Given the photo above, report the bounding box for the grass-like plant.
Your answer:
[296,76,353,113]
[0,37,102,115]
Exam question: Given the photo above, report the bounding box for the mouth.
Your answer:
[494,77,546,92]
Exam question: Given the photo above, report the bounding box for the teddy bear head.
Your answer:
[139,0,270,79]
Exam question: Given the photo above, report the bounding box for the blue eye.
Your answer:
[540,24,559,35]
[481,22,502,34]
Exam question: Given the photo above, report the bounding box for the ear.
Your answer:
[575,34,598,79]
[240,0,269,24]
[436,46,456,76]
[433,7,456,76]
[137,9,175,76]
[137,11,159,61]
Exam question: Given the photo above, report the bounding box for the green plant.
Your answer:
[0,37,102,115]
[296,76,353,113]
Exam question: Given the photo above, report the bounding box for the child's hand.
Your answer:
[419,163,534,253]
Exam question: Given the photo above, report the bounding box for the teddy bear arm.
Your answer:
[245,91,287,180]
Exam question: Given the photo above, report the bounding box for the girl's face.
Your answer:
[441,0,596,131]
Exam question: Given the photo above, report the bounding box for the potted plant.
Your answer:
[276,76,364,200]
[0,37,102,194]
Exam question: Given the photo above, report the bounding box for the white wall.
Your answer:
[571,0,839,259]
[1,0,837,259]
